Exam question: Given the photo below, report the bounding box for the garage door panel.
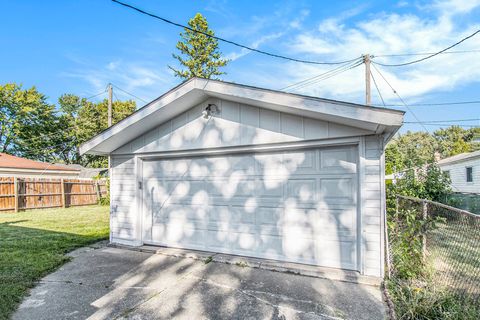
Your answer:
[143,146,358,271]
[230,205,256,224]
[320,148,357,173]
[319,178,355,203]
[310,208,356,232]
[231,232,257,252]
[287,179,317,202]
[207,177,256,198]
[255,150,318,176]
[314,240,356,269]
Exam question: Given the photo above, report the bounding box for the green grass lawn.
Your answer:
[0,205,109,319]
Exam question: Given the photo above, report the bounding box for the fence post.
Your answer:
[14,177,19,212]
[422,199,428,262]
[95,181,101,203]
[61,179,66,208]
[395,195,399,215]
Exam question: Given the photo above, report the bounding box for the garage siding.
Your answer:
[110,156,137,244]
[112,98,372,155]
[108,101,386,277]
[363,136,384,277]
[109,140,385,277]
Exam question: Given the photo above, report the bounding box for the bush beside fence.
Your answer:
[385,195,480,319]
[0,177,107,212]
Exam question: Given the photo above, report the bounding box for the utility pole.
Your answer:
[107,83,113,127]
[363,54,371,106]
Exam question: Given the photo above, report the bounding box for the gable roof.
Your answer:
[80,78,405,155]
[0,153,80,172]
[438,150,480,166]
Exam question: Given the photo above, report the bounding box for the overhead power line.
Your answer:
[371,63,430,132]
[374,49,480,58]
[369,69,385,107]
[374,100,480,107]
[111,0,359,66]
[111,83,146,102]
[405,118,480,124]
[110,83,148,103]
[372,29,480,67]
[84,90,107,101]
[280,59,364,92]
[404,123,479,127]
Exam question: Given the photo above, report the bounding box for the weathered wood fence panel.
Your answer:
[0,177,107,212]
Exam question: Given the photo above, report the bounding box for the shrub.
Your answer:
[386,279,480,320]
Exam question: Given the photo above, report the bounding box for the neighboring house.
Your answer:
[54,163,108,178]
[438,150,480,194]
[80,78,404,278]
[0,153,80,178]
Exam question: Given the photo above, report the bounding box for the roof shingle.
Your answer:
[0,153,80,172]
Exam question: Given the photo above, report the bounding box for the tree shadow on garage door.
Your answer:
[144,146,362,275]
[131,146,386,318]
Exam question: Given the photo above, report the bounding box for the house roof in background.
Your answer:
[54,163,108,178]
[0,153,80,172]
[80,77,405,155]
[438,150,480,166]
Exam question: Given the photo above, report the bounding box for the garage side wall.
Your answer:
[110,155,138,245]
[362,136,384,277]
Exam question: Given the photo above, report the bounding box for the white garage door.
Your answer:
[142,146,358,270]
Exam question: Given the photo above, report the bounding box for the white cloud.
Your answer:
[289,9,310,29]
[225,32,285,61]
[61,59,170,104]
[280,0,480,103]
[430,0,480,15]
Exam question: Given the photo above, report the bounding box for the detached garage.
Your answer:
[80,78,404,278]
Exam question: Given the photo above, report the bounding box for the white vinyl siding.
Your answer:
[440,157,480,194]
[108,99,388,278]
[362,136,383,277]
[110,156,137,244]
[113,98,373,155]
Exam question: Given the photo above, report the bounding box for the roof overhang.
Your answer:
[80,78,404,155]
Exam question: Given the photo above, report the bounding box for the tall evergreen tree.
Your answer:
[169,13,229,80]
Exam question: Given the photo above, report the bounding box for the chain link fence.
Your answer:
[387,195,480,304]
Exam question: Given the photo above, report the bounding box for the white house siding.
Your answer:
[108,99,386,278]
[362,136,384,277]
[112,98,372,155]
[110,156,137,244]
[440,158,480,194]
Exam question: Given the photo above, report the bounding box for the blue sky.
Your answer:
[1,0,479,132]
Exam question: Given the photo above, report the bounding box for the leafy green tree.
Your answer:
[0,83,59,161]
[434,126,478,158]
[58,95,136,167]
[169,13,229,80]
[386,131,436,172]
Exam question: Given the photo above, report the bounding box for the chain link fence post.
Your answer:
[422,199,428,263]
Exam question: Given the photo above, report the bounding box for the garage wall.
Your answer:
[110,137,386,276]
[362,136,384,277]
[112,98,373,155]
[108,98,386,277]
[110,155,137,245]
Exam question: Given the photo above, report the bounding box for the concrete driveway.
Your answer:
[14,243,386,320]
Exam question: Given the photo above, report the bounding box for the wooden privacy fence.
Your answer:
[0,177,107,212]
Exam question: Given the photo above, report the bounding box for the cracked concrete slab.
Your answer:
[13,242,386,320]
